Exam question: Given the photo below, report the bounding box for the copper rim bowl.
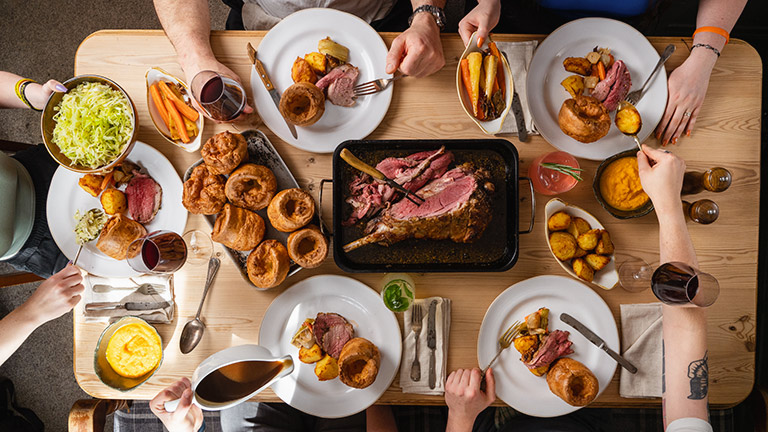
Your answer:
[41,75,138,174]
[592,149,654,219]
[93,316,164,392]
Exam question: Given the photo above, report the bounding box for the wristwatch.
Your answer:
[408,5,446,31]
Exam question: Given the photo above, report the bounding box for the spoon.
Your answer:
[616,101,643,152]
[179,257,221,354]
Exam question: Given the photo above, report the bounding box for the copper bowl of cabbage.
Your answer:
[41,75,138,173]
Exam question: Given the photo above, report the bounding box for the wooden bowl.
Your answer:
[41,75,137,174]
[592,149,654,219]
[93,316,163,392]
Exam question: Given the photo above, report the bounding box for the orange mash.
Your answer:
[599,157,649,211]
[105,323,162,378]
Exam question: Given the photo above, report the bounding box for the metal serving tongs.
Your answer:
[339,148,425,206]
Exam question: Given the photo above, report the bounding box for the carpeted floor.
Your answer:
[0,2,227,431]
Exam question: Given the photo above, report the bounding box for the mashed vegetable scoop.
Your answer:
[73,208,108,265]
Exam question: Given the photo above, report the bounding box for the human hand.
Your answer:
[655,51,715,145]
[183,57,254,121]
[386,13,445,78]
[25,80,67,110]
[637,145,686,215]
[150,378,203,432]
[17,264,84,327]
[458,0,501,47]
[445,368,495,431]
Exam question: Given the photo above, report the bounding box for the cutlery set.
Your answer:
[409,300,439,388]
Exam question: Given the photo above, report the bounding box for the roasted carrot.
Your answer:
[597,61,606,81]
[488,42,505,97]
[99,171,114,192]
[460,58,475,115]
[467,52,483,117]
[150,84,170,127]
[157,81,199,122]
[164,97,190,143]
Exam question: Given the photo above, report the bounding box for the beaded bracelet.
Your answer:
[14,79,41,112]
[691,43,721,58]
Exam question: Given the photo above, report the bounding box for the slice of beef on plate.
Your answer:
[125,171,162,224]
[313,312,354,358]
[524,329,574,370]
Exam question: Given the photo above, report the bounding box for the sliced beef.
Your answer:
[524,330,574,370]
[327,77,356,107]
[343,164,493,252]
[590,60,631,112]
[313,312,354,358]
[125,171,162,224]
[315,65,350,90]
[590,60,621,101]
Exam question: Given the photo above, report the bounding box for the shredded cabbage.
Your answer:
[74,208,108,245]
[52,82,133,169]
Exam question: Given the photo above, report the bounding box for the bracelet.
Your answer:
[691,43,721,58]
[14,79,41,112]
[693,26,729,45]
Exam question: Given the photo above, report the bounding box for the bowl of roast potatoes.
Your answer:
[544,198,618,290]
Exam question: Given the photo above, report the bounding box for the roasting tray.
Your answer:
[329,139,534,273]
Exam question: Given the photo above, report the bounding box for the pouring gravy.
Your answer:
[195,360,284,404]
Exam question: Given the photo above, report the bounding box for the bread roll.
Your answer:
[546,357,599,406]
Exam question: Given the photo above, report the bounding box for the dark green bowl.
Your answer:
[592,149,654,219]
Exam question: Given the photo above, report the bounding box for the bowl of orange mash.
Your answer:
[94,316,164,391]
[593,149,654,219]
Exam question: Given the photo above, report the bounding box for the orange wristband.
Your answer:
[693,26,730,45]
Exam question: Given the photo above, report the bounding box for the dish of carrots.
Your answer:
[459,41,506,121]
[149,80,199,144]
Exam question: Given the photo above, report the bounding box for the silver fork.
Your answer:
[410,303,423,381]
[481,320,523,375]
[354,74,407,97]
[624,44,675,106]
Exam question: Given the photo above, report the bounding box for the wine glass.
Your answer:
[191,71,246,122]
[651,262,720,307]
[528,151,581,195]
[182,230,213,266]
[127,230,187,274]
[618,257,655,292]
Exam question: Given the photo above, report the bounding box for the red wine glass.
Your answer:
[651,262,719,307]
[191,71,246,122]
[127,230,187,274]
[618,257,655,292]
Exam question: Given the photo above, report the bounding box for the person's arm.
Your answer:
[0,265,84,366]
[366,405,398,432]
[655,0,747,145]
[636,146,710,428]
[445,368,495,432]
[0,71,66,110]
[385,0,446,78]
[458,0,501,46]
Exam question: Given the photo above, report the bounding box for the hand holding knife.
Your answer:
[560,313,637,374]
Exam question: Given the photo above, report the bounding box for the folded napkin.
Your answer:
[496,40,539,136]
[82,274,174,324]
[620,303,663,398]
[399,297,451,395]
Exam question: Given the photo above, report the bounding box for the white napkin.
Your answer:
[82,274,174,324]
[399,297,451,395]
[496,40,539,136]
[619,303,663,398]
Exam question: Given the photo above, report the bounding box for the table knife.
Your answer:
[427,299,438,389]
[85,301,171,312]
[246,42,298,139]
[511,91,529,142]
[560,313,637,374]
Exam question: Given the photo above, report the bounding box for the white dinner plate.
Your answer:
[251,8,393,153]
[259,275,402,418]
[47,141,187,278]
[527,18,668,160]
[477,275,619,417]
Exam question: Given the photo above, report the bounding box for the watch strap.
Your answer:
[408,5,446,31]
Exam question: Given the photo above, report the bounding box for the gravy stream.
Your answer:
[195,360,283,404]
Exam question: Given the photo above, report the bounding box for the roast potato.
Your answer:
[291,57,317,84]
[314,354,340,381]
[573,247,587,258]
[615,102,642,135]
[530,365,550,377]
[572,258,595,282]
[548,211,572,232]
[577,229,600,251]
[79,174,106,197]
[595,230,615,255]
[100,188,127,215]
[566,217,591,238]
[514,335,539,355]
[563,57,592,76]
[299,344,324,364]
[550,232,578,261]
[585,254,611,271]
[561,75,584,98]
[304,52,327,76]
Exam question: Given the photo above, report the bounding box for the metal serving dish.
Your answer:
[184,130,320,288]
[329,139,534,273]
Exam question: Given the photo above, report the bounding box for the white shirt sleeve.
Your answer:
[665,418,713,432]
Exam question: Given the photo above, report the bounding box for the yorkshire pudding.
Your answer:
[267,188,315,232]
[225,164,277,212]
[201,131,248,175]
[183,164,227,215]
[96,214,147,260]
[558,96,610,143]
[247,239,290,289]
[287,226,328,269]
[279,82,325,126]
[211,204,265,251]
[546,357,599,406]
[338,338,381,389]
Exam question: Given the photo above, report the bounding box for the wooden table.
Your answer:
[73,30,761,408]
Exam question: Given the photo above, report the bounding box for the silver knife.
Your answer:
[85,301,171,312]
[247,43,298,139]
[501,52,529,142]
[427,299,438,389]
[560,313,637,374]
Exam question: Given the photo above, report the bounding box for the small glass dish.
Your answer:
[592,149,655,219]
[94,316,164,392]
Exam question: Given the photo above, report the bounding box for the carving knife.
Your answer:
[427,299,438,389]
[560,313,638,374]
[247,42,298,139]
[85,301,171,312]
[501,52,529,142]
